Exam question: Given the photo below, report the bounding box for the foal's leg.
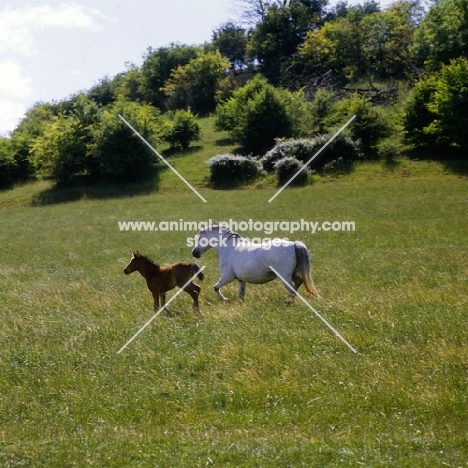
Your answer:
[238,280,246,301]
[159,292,173,315]
[151,291,160,311]
[184,282,201,311]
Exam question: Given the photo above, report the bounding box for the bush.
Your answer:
[403,78,438,148]
[163,109,201,150]
[31,115,88,185]
[261,138,316,173]
[261,135,363,173]
[308,133,364,165]
[274,157,308,186]
[0,138,17,189]
[207,154,260,188]
[377,138,401,162]
[334,93,392,153]
[215,75,304,155]
[404,58,468,149]
[88,100,164,182]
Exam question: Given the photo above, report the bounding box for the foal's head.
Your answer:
[124,251,156,275]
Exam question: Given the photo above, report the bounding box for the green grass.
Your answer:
[1,117,467,466]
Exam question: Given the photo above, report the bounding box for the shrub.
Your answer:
[207,154,260,188]
[334,93,392,153]
[261,135,363,173]
[163,109,201,150]
[404,58,468,149]
[377,138,401,162]
[0,138,17,189]
[88,100,164,182]
[215,75,304,154]
[261,138,316,173]
[308,133,363,165]
[274,157,308,187]
[30,115,88,185]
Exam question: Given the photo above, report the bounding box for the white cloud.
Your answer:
[0,3,115,133]
[0,58,32,135]
[0,4,113,55]
[0,58,32,98]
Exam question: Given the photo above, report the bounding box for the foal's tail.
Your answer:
[190,262,205,282]
[294,241,320,298]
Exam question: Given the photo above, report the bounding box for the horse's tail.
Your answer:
[190,262,205,282]
[294,241,320,298]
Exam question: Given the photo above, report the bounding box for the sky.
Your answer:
[0,0,394,136]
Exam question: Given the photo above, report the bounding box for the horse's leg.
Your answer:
[292,273,303,292]
[160,292,172,315]
[214,273,236,301]
[238,280,246,301]
[184,282,201,312]
[152,291,160,311]
[277,275,296,304]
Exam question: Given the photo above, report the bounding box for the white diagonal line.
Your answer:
[269,266,358,353]
[118,114,207,203]
[117,265,206,354]
[268,115,356,203]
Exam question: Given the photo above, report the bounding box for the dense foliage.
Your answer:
[163,109,201,150]
[261,134,363,174]
[2,0,467,188]
[274,156,308,186]
[404,58,468,149]
[207,154,260,188]
[215,75,304,154]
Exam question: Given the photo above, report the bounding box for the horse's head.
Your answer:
[192,226,221,258]
[191,230,210,258]
[192,224,242,258]
[123,251,142,274]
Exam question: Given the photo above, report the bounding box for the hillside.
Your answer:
[1,115,467,466]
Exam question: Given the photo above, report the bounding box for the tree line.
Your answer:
[1,0,467,189]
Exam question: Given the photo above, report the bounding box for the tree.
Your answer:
[163,109,201,150]
[31,114,88,185]
[30,94,102,185]
[115,66,145,102]
[0,138,17,189]
[140,44,200,108]
[11,102,59,180]
[246,0,327,84]
[87,74,125,106]
[298,17,362,84]
[309,88,336,133]
[212,22,249,70]
[334,93,391,153]
[161,51,230,114]
[360,4,416,83]
[216,75,304,154]
[404,58,468,149]
[402,76,438,147]
[411,0,468,72]
[233,0,274,25]
[88,100,164,182]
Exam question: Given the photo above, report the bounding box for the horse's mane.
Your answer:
[135,252,160,268]
[201,224,242,240]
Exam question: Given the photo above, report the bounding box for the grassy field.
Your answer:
[1,118,467,466]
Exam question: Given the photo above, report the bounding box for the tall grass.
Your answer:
[0,118,467,466]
